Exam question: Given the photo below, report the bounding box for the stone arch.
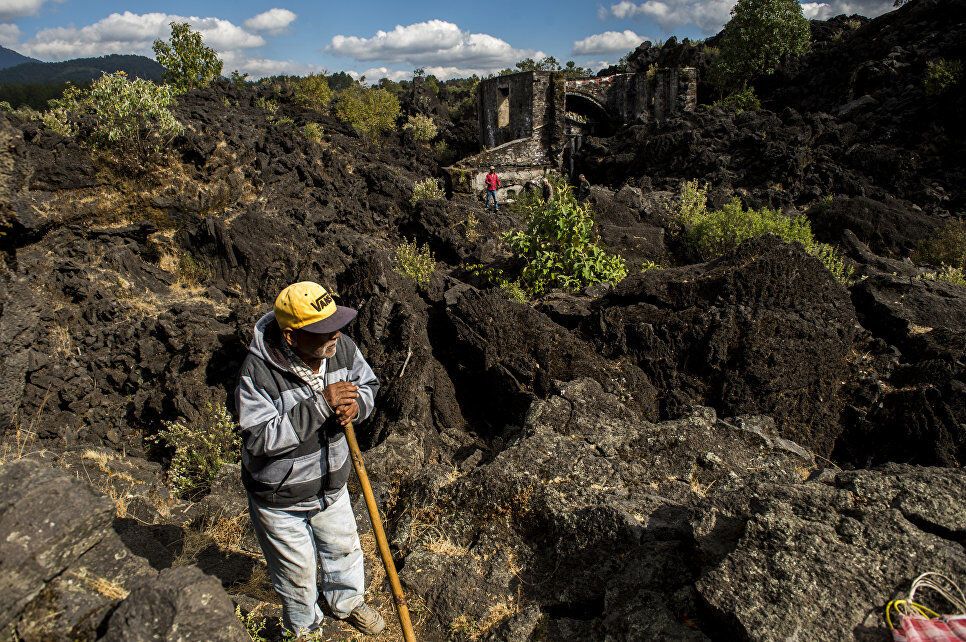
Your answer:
[564,92,615,137]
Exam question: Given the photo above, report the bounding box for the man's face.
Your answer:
[285,328,340,360]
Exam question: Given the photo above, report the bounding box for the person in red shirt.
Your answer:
[484,166,501,212]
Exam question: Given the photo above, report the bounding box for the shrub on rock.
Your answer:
[504,180,627,296]
[678,181,853,283]
[44,72,183,167]
[335,84,400,139]
[403,113,438,143]
[291,73,332,112]
[924,58,963,96]
[410,177,445,205]
[154,401,239,499]
[914,219,966,269]
[395,240,436,288]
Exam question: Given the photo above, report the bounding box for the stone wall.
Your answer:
[450,67,696,194]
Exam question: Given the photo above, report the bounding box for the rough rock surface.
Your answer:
[0,458,251,641]
[590,236,857,456]
[103,566,248,642]
[696,465,966,641]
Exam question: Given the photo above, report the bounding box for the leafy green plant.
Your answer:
[924,58,963,96]
[465,263,530,302]
[677,180,853,284]
[713,86,761,113]
[303,121,324,143]
[235,606,268,642]
[640,259,663,273]
[155,402,239,499]
[504,179,627,296]
[716,0,810,87]
[292,73,333,112]
[334,85,400,139]
[410,177,445,205]
[255,96,278,115]
[403,113,438,143]
[395,240,436,288]
[44,72,183,165]
[914,219,966,269]
[920,265,966,287]
[153,22,223,95]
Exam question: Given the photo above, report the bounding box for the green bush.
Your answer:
[914,219,966,268]
[395,240,436,288]
[678,180,853,284]
[410,177,445,205]
[403,113,438,143]
[713,86,762,113]
[292,73,332,112]
[504,179,627,296]
[44,72,183,164]
[255,96,279,114]
[716,0,810,87]
[303,122,324,143]
[920,265,966,287]
[334,85,400,139]
[155,402,239,499]
[153,22,223,95]
[925,58,963,96]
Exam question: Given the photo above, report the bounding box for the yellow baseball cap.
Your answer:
[273,282,357,333]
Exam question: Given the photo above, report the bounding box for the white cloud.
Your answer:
[244,8,296,34]
[0,0,50,21]
[0,22,20,46]
[18,11,264,60]
[329,20,543,73]
[217,49,318,78]
[801,0,893,19]
[608,0,736,34]
[609,0,895,33]
[573,30,647,55]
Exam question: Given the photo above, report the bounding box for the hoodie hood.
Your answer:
[250,311,292,373]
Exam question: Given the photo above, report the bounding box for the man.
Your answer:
[577,174,592,201]
[235,281,385,637]
[541,176,554,203]
[484,165,501,212]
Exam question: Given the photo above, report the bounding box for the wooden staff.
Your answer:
[343,421,417,642]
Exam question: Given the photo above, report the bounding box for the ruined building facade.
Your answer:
[449,68,697,194]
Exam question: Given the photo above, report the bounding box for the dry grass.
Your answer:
[348,530,432,642]
[50,324,74,358]
[71,567,129,600]
[1,389,51,464]
[423,536,469,558]
[448,596,521,641]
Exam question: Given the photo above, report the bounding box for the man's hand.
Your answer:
[335,399,359,427]
[323,381,358,409]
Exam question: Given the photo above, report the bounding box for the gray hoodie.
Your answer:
[235,312,379,507]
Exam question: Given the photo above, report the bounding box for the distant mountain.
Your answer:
[0,46,39,70]
[0,54,164,85]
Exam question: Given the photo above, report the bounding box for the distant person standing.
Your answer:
[484,166,501,212]
[541,177,554,202]
[577,174,592,201]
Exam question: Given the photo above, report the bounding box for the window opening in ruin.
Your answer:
[497,87,510,128]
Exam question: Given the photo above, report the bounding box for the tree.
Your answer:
[334,84,400,139]
[153,22,223,94]
[716,0,810,87]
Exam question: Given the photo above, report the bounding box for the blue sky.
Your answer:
[0,0,896,80]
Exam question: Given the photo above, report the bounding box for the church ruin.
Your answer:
[447,68,697,195]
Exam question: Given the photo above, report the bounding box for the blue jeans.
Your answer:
[485,189,498,210]
[248,490,365,634]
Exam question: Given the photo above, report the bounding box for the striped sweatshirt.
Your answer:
[235,312,379,507]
